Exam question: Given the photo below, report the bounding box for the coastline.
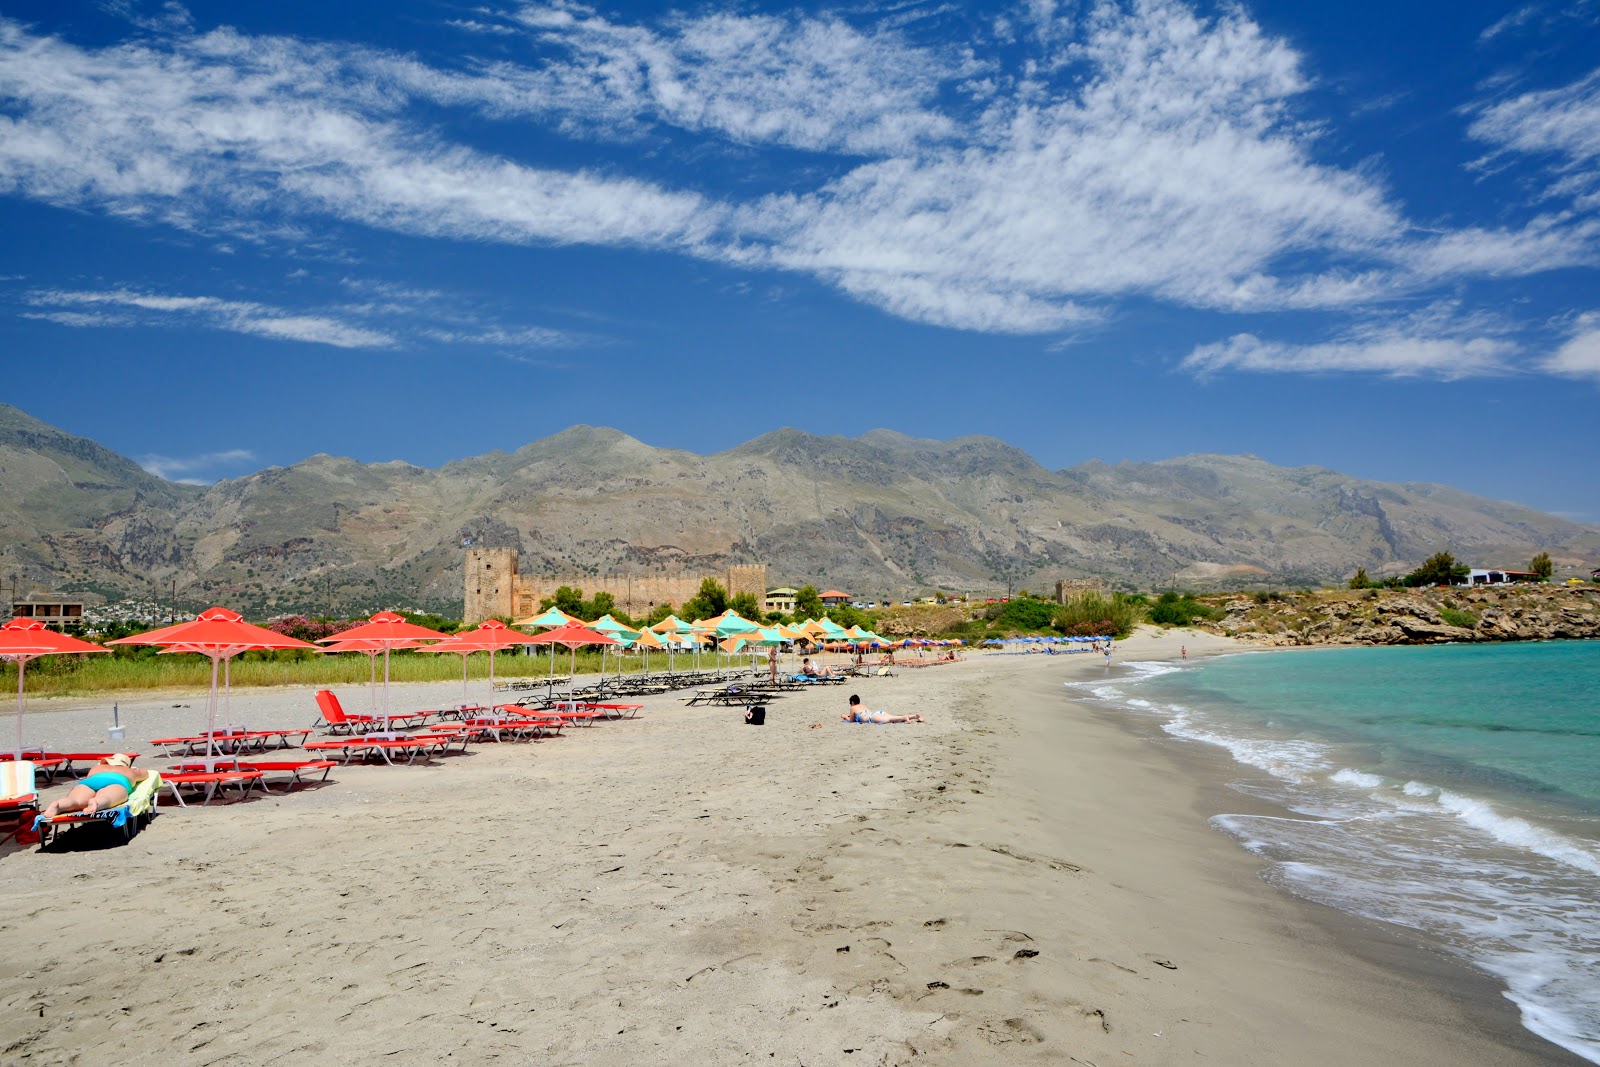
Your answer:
[0,634,1582,1064]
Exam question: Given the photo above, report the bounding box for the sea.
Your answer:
[1072,641,1600,1063]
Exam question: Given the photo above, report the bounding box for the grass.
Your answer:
[2,648,721,699]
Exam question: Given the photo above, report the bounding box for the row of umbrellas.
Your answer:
[0,604,904,760]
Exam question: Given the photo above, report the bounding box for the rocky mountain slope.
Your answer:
[0,405,1594,617]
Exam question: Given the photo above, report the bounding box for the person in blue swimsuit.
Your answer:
[40,753,149,819]
[841,694,924,724]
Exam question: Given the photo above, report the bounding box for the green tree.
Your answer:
[1348,567,1372,590]
[585,591,617,620]
[1530,552,1553,581]
[643,602,675,627]
[826,604,867,630]
[793,584,823,620]
[680,578,728,622]
[1404,552,1469,588]
[728,591,763,620]
[543,586,585,616]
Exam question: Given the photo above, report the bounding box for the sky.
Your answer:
[2,0,1598,521]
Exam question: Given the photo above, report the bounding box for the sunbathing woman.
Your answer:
[802,658,842,678]
[39,753,149,819]
[842,694,924,724]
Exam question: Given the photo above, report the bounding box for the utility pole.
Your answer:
[170,577,177,623]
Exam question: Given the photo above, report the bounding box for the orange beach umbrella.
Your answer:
[111,607,316,758]
[420,619,540,698]
[319,611,451,714]
[1,617,110,759]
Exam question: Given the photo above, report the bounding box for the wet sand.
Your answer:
[0,632,1580,1065]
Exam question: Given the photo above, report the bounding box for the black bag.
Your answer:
[744,705,766,726]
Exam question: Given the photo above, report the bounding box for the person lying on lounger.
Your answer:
[39,753,150,819]
[802,658,842,678]
[842,694,924,724]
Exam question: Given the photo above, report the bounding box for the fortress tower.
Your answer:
[464,547,518,623]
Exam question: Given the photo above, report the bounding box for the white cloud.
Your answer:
[1468,66,1600,203]
[1182,304,1521,378]
[138,447,254,483]
[0,2,1596,345]
[1542,313,1600,380]
[27,288,394,348]
[1479,4,1539,42]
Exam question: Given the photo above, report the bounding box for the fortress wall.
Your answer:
[466,550,767,622]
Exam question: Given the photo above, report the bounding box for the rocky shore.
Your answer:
[1202,584,1600,646]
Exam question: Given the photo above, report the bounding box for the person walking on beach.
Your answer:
[1181,644,1187,660]
[1104,642,1113,667]
[768,645,778,684]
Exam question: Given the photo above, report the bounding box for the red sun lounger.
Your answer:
[313,689,434,734]
[303,738,435,766]
[235,760,338,793]
[160,770,264,807]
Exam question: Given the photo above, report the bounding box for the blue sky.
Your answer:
[2,0,1598,520]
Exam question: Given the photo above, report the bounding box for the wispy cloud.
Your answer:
[1468,66,1600,205]
[0,2,1596,352]
[25,288,394,348]
[137,447,255,484]
[1182,304,1522,379]
[1479,4,1540,43]
[1542,312,1600,380]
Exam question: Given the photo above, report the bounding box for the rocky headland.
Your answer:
[1202,584,1600,646]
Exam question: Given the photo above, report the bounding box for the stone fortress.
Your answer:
[464,547,767,625]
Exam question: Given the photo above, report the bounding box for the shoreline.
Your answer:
[1061,644,1580,1063]
[0,632,1583,1064]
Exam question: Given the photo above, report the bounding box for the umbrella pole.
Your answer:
[368,652,378,714]
[461,653,469,701]
[14,656,26,760]
[488,648,496,697]
[207,652,221,760]
[382,646,392,715]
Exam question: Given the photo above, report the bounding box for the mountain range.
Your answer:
[1,403,1595,617]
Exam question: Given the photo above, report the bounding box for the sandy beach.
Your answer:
[0,632,1581,1065]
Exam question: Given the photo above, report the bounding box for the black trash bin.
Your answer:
[744,705,766,726]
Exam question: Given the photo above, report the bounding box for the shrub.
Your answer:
[995,597,1057,632]
[1053,592,1140,638]
[1147,593,1222,627]
[1439,607,1478,629]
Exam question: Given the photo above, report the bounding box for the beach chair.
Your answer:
[35,771,164,850]
[313,689,433,734]
[1,761,40,846]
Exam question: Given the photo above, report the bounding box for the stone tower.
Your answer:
[464,547,518,624]
[726,563,769,600]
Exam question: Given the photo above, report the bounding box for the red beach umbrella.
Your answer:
[419,619,540,699]
[110,607,316,759]
[319,611,451,714]
[321,637,419,713]
[1,618,110,759]
[526,621,619,684]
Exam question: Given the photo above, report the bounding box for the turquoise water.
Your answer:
[1076,641,1600,1063]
